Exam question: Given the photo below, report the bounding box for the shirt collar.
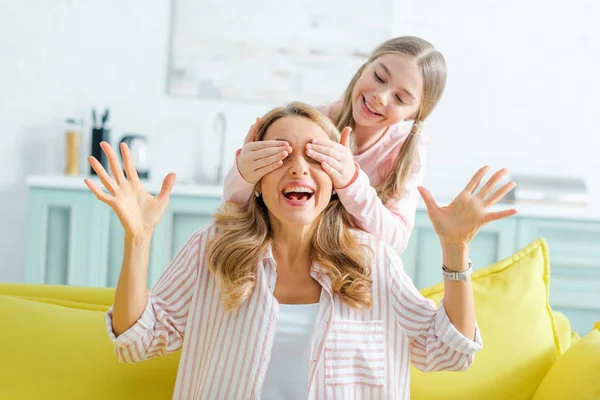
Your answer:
[261,243,328,274]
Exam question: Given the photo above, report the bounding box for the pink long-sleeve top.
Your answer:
[106,224,482,399]
[222,104,430,254]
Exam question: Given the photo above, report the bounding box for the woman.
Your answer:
[86,102,516,399]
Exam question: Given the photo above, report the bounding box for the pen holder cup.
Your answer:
[90,128,111,176]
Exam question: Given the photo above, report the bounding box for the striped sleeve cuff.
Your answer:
[434,300,483,356]
[105,295,156,347]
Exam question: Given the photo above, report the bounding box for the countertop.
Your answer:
[26,174,224,197]
[26,174,600,221]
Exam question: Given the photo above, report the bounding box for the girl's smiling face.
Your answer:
[352,53,423,129]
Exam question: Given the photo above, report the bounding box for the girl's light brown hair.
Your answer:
[334,36,447,203]
[208,102,374,310]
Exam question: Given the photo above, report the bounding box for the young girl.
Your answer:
[223,36,447,253]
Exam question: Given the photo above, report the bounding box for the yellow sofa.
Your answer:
[1,238,598,399]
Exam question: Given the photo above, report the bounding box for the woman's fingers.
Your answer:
[463,165,490,195]
[484,208,518,224]
[100,141,126,184]
[477,168,508,200]
[484,181,517,207]
[120,142,139,182]
[88,156,118,194]
[417,186,440,213]
[84,178,114,205]
[156,173,176,204]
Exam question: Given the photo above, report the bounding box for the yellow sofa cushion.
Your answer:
[532,322,600,400]
[552,311,573,351]
[0,283,115,306]
[0,294,179,399]
[411,238,561,400]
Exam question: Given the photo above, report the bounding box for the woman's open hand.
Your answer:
[84,141,175,240]
[418,166,517,249]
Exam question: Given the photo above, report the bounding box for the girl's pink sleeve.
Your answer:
[336,142,427,254]
[221,149,255,206]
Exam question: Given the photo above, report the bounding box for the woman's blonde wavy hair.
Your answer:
[208,102,374,311]
[334,36,447,203]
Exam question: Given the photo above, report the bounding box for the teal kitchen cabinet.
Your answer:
[25,175,600,334]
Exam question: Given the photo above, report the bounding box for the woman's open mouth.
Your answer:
[281,186,314,206]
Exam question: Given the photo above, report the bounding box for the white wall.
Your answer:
[391,0,600,195]
[1,0,599,282]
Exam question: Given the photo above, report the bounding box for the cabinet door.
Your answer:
[403,211,518,289]
[25,188,93,286]
[103,195,222,288]
[147,195,221,288]
[517,218,600,335]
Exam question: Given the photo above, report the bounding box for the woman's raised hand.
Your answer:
[84,141,176,240]
[418,166,518,249]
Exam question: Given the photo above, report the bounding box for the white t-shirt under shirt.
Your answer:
[261,302,320,399]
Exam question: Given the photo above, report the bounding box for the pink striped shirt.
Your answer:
[222,103,430,254]
[106,224,482,399]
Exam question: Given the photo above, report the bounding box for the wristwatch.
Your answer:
[442,261,473,281]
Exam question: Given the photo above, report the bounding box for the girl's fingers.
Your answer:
[254,152,288,170]
[484,181,517,207]
[100,141,126,184]
[88,156,118,194]
[308,141,345,158]
[463,166,490,195]
[244,118,261,145]
[340,127,352,148]
[322,161,343,182]
[245,140,289,151]
[477,168,508,200]
[84,178,114,205]
[306,150,343,173]
[251,146,291,162]
[255,159,284,175]
[120,142,139,182]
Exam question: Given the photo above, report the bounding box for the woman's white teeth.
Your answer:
[283,186,314,194]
